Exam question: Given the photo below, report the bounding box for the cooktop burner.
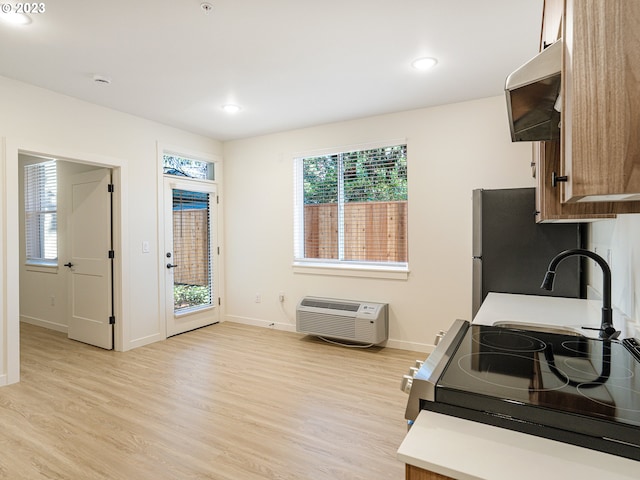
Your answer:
[472,330,546,352]
[456,352,571,392]
[405,319,640,461]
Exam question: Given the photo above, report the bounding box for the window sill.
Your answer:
[292,262,409,280]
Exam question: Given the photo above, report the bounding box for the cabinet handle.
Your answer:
[551,171,568,187]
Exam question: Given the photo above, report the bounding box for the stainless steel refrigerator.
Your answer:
[472,188,586,318]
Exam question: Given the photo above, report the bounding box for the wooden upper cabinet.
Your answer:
[534,0,640,221]
[561,0,640,203]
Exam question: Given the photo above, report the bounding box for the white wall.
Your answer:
[222,96,535,351]
[0,75,221,385]
[589,215,640,327]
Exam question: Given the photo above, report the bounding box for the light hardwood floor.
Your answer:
[1,322,425,479]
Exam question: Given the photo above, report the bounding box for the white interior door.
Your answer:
[67,168,113,349]
[164,177,219,337]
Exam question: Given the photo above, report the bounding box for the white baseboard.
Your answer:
[127,333,165,351]
[224,314,434,353]
[20,315,68,333]
[383,338,433,354]
[225,315,297,332]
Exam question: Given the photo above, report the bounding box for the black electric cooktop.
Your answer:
[410,320,640,461]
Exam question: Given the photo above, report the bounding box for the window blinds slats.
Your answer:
[295,144,408,266]
[24,160,57,262]
[172,189,212,310]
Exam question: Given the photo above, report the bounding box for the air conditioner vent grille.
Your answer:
[299,298,360,312]
[298,312,356,339]
[296,296,388,345]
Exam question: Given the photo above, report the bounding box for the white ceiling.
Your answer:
[0,0,543,141]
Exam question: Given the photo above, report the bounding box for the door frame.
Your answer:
[2,138,129,385]
[157,144,223,340]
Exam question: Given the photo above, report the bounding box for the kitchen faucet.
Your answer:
[540,248,620,340]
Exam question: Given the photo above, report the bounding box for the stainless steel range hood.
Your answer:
[505,40,562,142]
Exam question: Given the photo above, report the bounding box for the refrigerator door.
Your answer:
[472,188,584,318]
[472,189,483,258]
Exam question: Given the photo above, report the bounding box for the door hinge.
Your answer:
[217,246,220,255]
[108,250,115,259]
[218,298,221,306]
[216,195,219,204]
[108,184,115,193]
[109,316,116,324]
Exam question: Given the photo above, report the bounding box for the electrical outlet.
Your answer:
[278,292,285,303]
[255,294,262,303]
[50,295,55,306]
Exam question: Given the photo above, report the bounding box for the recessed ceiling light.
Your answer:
[222,104,241,114]
[0,11,32,25]
[411,57,438,71]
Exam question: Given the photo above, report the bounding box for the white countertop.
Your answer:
[398,410,639,480]
[473,292,636,339]
[397,293,640,479]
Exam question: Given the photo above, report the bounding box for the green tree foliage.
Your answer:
[303,155,338,204]
[174,284,210,309]
[302,145,407,204]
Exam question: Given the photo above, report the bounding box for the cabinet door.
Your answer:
[534,141,639,222]
[562,0,640,202]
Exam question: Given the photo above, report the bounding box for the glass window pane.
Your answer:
[163,154,214,180]
[24,160,57,263]
[296,144,408,266]
[172,189,213,312]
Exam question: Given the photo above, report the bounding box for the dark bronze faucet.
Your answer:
[541,248,620,340]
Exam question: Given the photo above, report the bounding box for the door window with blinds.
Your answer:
[172,189,213,313]
[24,160,58,265]
[294,143,408,270]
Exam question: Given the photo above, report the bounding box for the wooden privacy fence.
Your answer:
[173,209,210,285]
[304,201,408,262]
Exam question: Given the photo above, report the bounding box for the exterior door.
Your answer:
[67,168,113,349]
[164,178,218,337]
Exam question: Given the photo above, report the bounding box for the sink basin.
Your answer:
[493,321,585,337]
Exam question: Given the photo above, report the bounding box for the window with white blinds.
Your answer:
[294,143,408,268]
[24,160,58,264]
[172,189,213,312]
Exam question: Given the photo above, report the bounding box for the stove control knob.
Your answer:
[408,366,420,377]
[401,374,414,394]
[414,360,424,369]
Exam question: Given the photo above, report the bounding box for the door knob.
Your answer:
[166,263,178,269]
[64,262,74,268]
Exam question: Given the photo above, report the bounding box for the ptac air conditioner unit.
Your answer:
[296,297,388,345]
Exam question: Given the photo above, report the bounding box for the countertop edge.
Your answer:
[397,410,639,480]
